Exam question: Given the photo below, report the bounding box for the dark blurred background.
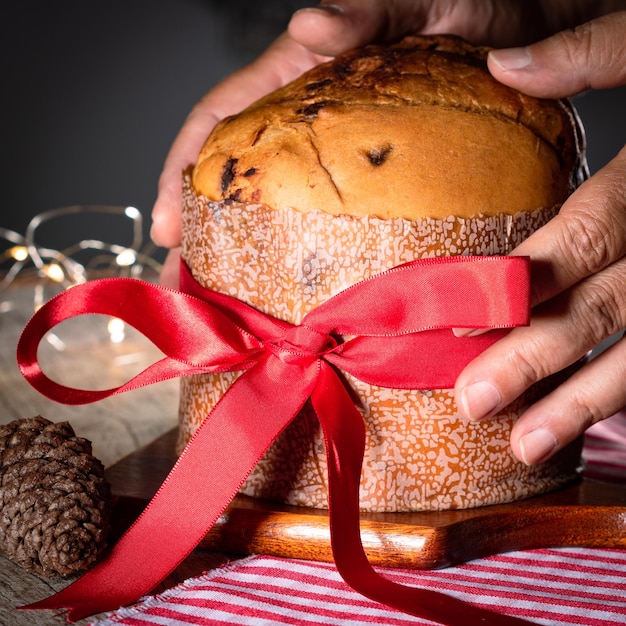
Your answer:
[1,0,311,261]
[2,0,625,263]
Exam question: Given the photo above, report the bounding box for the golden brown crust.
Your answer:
[193,35,581,219]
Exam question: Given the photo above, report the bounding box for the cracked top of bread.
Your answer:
[192,34,582,220]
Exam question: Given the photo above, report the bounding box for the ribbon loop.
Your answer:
[303,255,530,336]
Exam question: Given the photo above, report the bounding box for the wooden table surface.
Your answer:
[0,278,180,625]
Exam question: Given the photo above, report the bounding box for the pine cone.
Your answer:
[0,416,113,576]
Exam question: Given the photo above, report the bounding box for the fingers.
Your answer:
[288,1,427,56]
[455,251,626,420]
[488,11,626,97]
[456,13,626,466]
[289,0,558,57]
[455,259,626,465]
[511,333,626,465]
[455,147,626,463]
[151,33,326,250]
[516,145,626,307]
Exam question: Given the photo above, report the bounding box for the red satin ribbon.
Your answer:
[17,256,534,625]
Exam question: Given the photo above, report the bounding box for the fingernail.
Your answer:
[314,3,345,15]
[460,381,501,421]
[292,4,343,20]
[489,47,532,71]
[519,428,558,465]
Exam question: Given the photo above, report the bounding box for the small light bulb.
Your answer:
[43,263,65,282]
[116,248,137,267]
[10,246,29,261]
[124,206,140,220]
[107,317,126,343]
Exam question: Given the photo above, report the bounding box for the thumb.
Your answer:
[288,0,427,57]
[487,11,626,98]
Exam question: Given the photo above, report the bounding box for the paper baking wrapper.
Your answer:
[180,173,582,511]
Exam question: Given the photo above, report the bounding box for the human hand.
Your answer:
[151,0,564,286]
[454,12,626,465]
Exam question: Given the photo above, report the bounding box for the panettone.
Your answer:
[193,34,581,220]
[179,34,586,512]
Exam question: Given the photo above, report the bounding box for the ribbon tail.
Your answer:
[21,356,319,622]
[311,362,537,626]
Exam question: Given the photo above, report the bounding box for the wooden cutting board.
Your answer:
[105,428,626,569]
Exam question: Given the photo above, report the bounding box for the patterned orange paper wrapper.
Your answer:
[179,173,583,512]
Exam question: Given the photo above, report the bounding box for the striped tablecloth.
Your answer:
[91,413,626,626]
[582,411,626,482]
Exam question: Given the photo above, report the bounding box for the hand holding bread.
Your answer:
[455,11,626,465]
[151,1,626,468]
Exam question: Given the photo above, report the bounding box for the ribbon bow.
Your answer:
[17,256,534,625]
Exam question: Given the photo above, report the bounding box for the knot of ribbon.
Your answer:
[16,255,535,626]
[264,325,339,364]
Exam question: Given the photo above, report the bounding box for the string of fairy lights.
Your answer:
[1,205,163,345]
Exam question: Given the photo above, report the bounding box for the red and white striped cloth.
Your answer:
[90,413,626,626]
[583,411,626,482]
[90,549,626,626]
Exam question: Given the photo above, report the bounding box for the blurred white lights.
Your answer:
[116,248,137,267]
[11,246,29,262]
[107,317,126,344]
[1,205,163,346]
[43,263,65,283]
[124,206,141,220]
